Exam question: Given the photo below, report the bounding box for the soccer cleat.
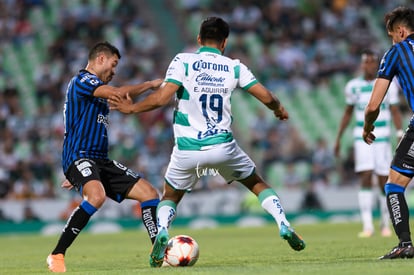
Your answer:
[379,245,414,259]
[149,227,169,267]
[381,228,392,237]
[358,230,374,238]
[279,224,306,251]
[46,253,66,272]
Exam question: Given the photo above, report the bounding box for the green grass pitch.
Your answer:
[2,222,414,274]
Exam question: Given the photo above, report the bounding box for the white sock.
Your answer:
[156,200,177,230]
[261,194,290,229]
[358,189,374,232]
[379,193,390,229]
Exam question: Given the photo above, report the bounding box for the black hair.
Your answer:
[199,17,230,43]
[361,49,379,60]
[88,41,121,60]
[385,6,414,32]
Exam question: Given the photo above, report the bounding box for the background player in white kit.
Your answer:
[110,16,305,267]
[334,49,403,238]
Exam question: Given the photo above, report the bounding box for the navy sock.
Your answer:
[141,198,159,244]
[52,201,97,255]
[385,183,412,246]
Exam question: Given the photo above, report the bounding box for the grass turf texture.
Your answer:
[2,222,414,274]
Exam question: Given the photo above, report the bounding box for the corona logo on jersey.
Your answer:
[192,60,229,72]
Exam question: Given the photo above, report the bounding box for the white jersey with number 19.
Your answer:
[164,46,258,151]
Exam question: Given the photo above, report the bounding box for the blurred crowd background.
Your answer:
[0,0,413,220]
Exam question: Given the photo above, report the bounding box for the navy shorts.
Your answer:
[391,125,414,178]
[65,158,142,203]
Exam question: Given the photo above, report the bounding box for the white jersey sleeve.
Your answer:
[165,54,185,85]
[238,62,258,89]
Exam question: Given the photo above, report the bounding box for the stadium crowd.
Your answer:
[0,0,411,217]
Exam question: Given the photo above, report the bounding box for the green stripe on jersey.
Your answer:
[166,78,182,86]
[173,110,190,126]
[184,63,189,76]
[355,137,390,142]
[177,132,234,150]
[352,85,372,94]
[243,80,258,90]
[356,120,388,127]
[234,65,240,79]
[176,86,189,100]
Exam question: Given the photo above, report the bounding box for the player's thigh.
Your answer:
[165,148,199,191]
[216,141,256,182]
[65,159,103,192]
[390,126,414,180]
[126,177,159,202]
[165,143,237,190]
[354,140,375,173]
[100,159,148,203]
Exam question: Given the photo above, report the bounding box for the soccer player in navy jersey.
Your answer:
[363,6,414,259]
[46,41,163,272]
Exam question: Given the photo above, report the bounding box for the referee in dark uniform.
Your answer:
[47,41,163,272]
[363,6,414,259]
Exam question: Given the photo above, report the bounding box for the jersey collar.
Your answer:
[196,46,222,55]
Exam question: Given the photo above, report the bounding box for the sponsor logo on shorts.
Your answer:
[402,163,414,169]
[113,160,139,178]
[195,162,219,178]
[75,160,92,177]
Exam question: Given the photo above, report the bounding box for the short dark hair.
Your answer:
[88,41,121,60]
[361,49,379,60]
[199,17,229,43]
[385,6,414,32]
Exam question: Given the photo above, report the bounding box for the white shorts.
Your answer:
[354,140,392,175]
[165,140,256,190]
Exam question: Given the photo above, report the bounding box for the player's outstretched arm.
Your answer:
[246,82,288,121]
[94,78,163,99]
[109,82,178,114]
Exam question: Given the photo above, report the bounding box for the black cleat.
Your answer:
[379,245,414,259]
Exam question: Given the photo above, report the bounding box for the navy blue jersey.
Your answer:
[62,70,110,172]
[378,34,414,116]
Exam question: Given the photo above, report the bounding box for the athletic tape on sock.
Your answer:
[141,198,160,208]
[80,200,97,215]
[384,183,405,195]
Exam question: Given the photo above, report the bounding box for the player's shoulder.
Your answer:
[77,70,102,86]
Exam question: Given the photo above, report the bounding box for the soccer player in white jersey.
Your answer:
[334,49,403,238]
[109,16,305,267]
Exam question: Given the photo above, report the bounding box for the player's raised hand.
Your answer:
[109,93,133,113]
